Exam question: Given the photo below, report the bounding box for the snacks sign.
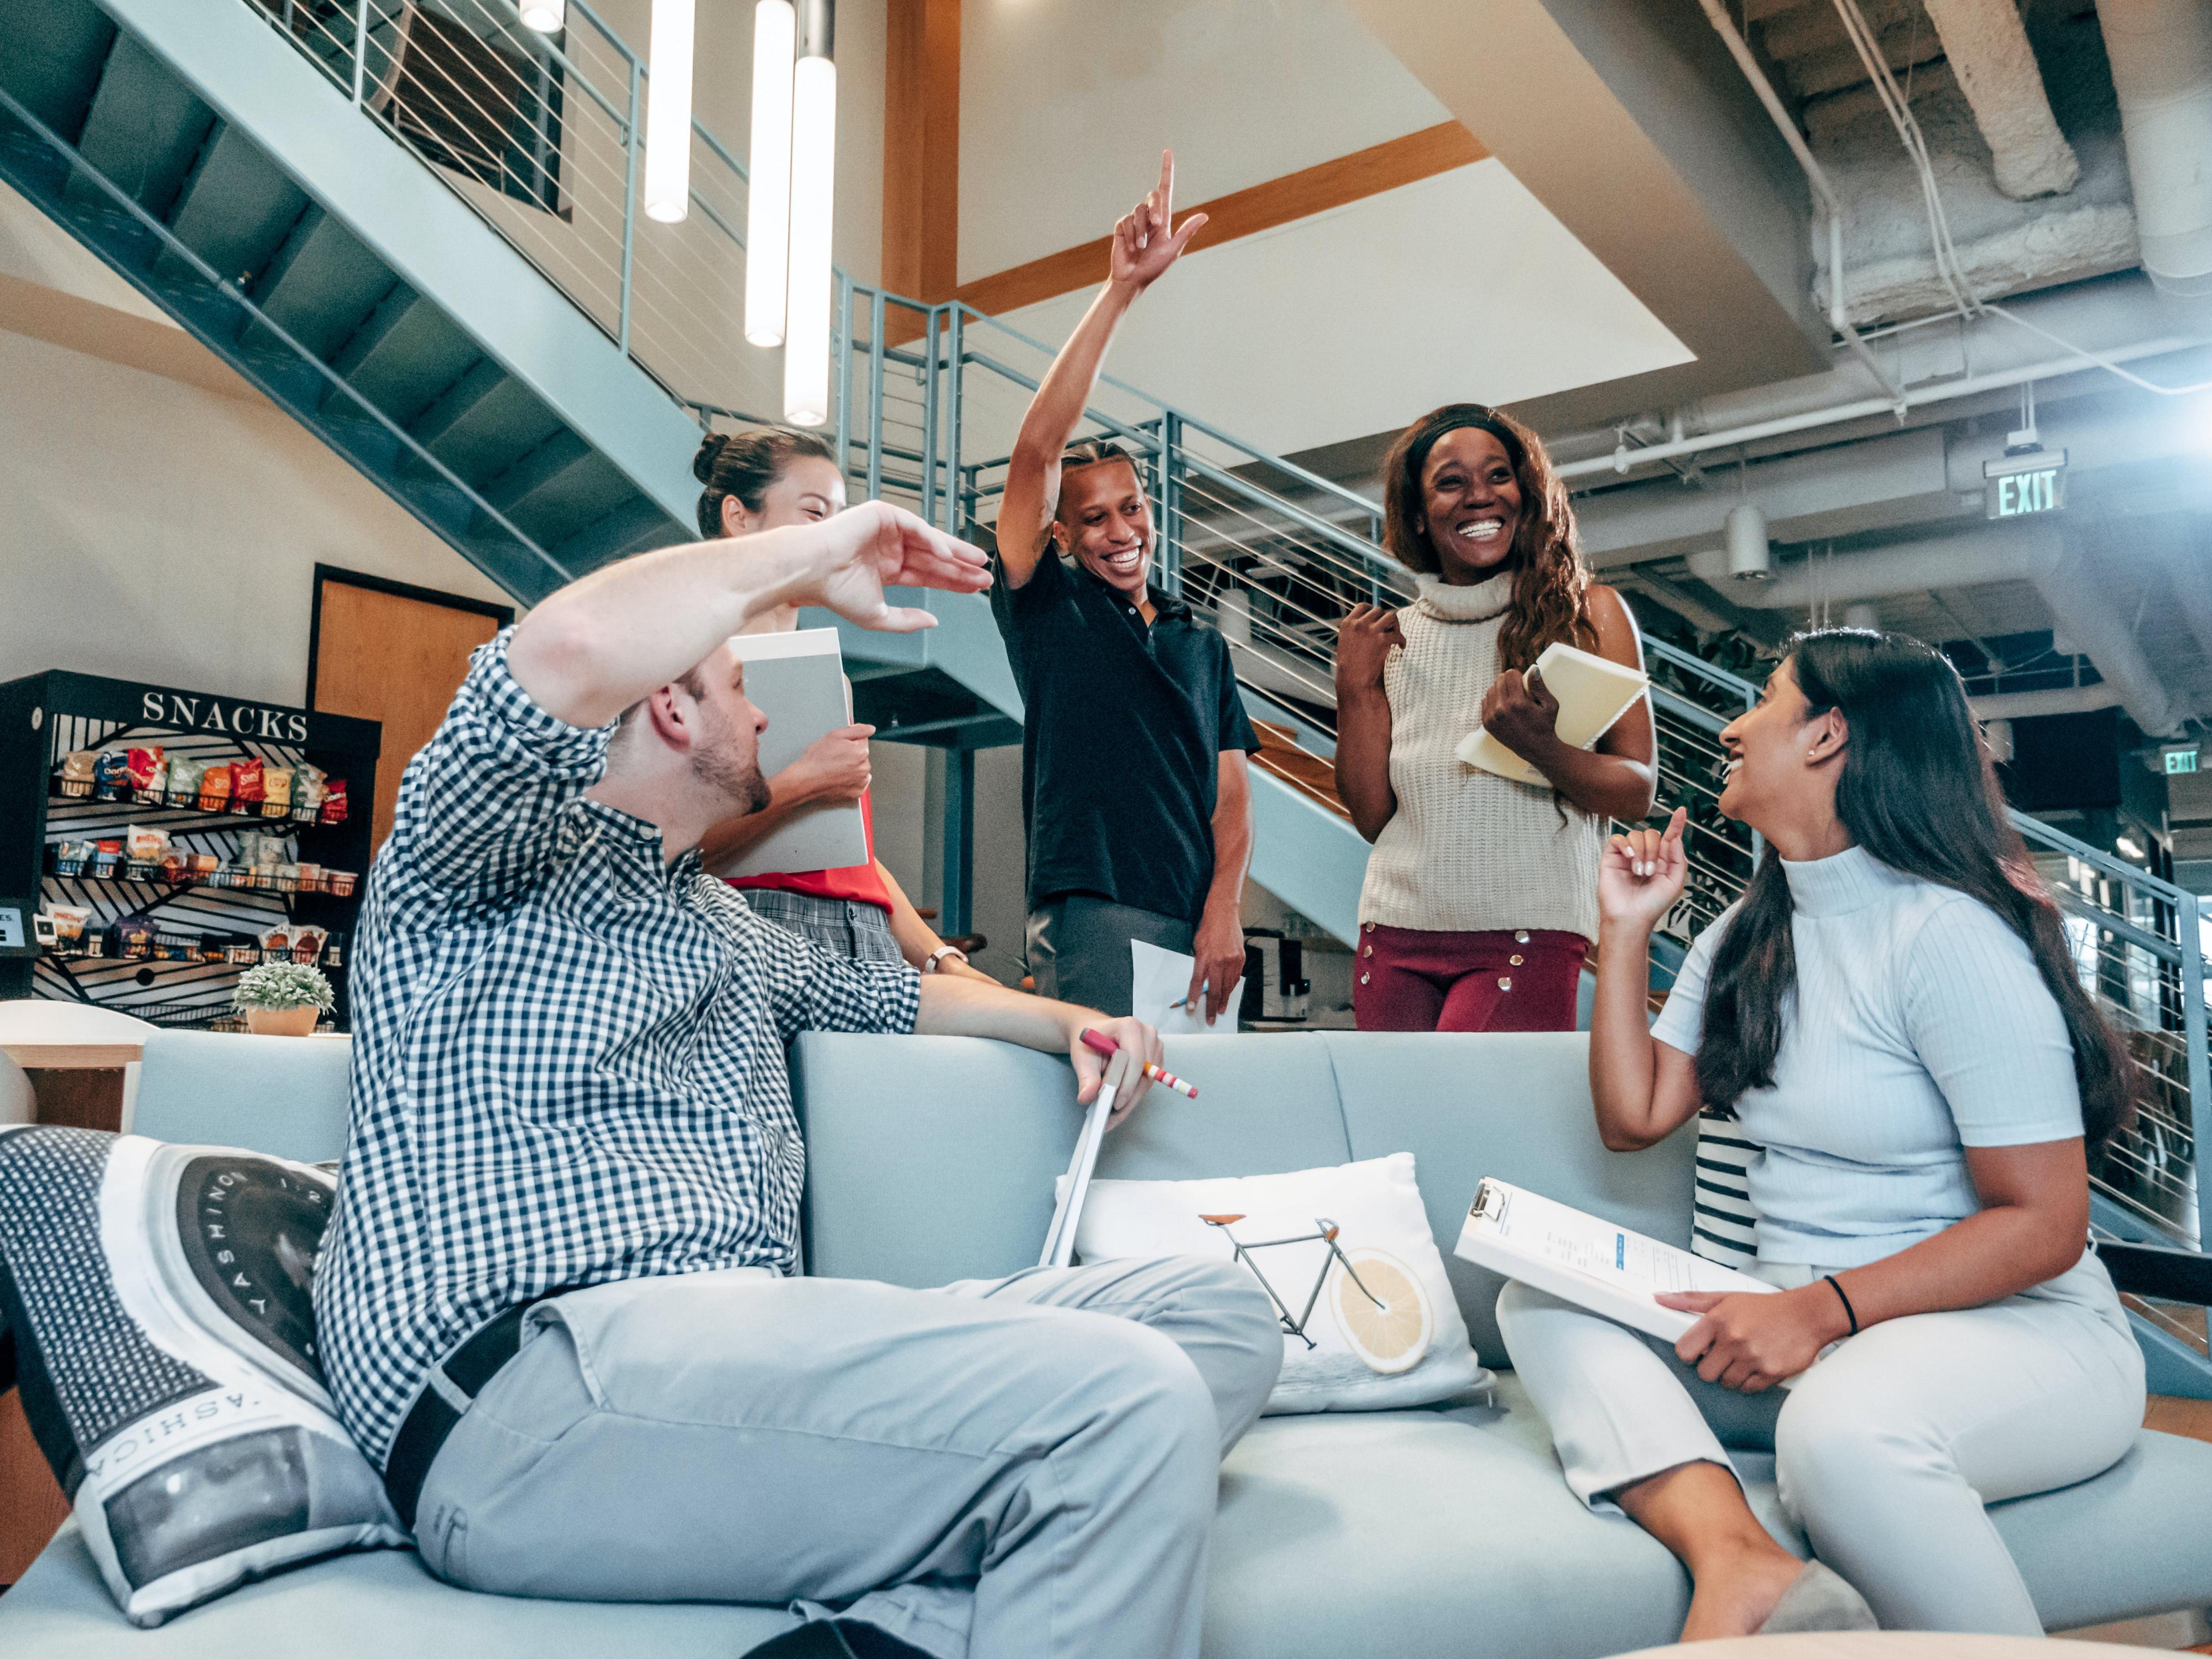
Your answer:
[140,692,310,743]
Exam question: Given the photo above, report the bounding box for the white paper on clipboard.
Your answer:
[1132,940,1245,1036]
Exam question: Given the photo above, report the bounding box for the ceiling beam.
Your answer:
[1343,0,1834,434]
[952,122,1488,320]
[881,0,962,302]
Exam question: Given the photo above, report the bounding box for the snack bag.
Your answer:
[232,758,266,805]
[290,926,328,965]
[295,764,328,814]
[92,840,124,877]
[259,927,293,956]
[263,768,294,820]
[159,854,188,884]
[145,755,170,797]
[61,751,97,795]
[94,751,132,800]
[320,778,349,826]
[125,826,171,862]
[114,916,156,958]
[46,905,93,941]
[199,764,233,812]
[168,757,206,807]
[126,747,165,793]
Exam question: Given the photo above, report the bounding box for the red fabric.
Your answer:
[1353,924,1585,1033]
[727,792,893,912]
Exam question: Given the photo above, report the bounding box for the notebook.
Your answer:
[1457,641,1649,786]
[722,629,870,878]
[1453,1177,1781,1346]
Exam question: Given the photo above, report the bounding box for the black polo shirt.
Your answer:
[992,550,1259,924]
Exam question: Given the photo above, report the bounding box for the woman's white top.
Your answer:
[1357,572,1606,939]
[1652,845,2088,1271]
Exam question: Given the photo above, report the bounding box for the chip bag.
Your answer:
[232,758,266,805]
[199,764,233,812]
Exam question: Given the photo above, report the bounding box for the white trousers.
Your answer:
[1496,1254,2146,1634]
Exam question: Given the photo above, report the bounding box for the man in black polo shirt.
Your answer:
[993,153,1257,1022]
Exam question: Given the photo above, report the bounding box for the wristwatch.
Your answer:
[922,945,969,974]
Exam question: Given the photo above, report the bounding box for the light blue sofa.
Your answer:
[5,1028,2210,1657]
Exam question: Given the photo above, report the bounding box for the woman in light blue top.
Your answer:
[1498,629,2144,1640]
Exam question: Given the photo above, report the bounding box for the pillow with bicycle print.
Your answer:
[0,1125,403,1626]
[1066,1153,1489,1413]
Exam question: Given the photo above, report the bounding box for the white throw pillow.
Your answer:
[1067,1154,1489,1413]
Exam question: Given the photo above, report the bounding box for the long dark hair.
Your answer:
[1379,403,1589,671]
[693,426,836,538]
[1695,629,2135,1150]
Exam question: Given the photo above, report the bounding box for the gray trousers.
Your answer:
[413,1256,1283,1659]
[1496,1253,2146,1635]
[1026,895,1194,1019]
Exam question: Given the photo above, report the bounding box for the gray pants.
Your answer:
[413,1256,1282,1659]
[1496,1253,2146,1635]
[740,887,904,964]
[1026,895,1193,1019]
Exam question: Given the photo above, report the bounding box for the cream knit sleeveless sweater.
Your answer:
[1356,572,1605,940]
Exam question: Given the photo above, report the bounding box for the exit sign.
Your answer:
[2167,747,2200,776]
[1984,450,2068,519]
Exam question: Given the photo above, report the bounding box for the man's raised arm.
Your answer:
[995,152,1207,591]
[509,500,990,728]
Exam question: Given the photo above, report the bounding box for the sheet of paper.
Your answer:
[1132,938,1245,1035]
[1455,1177,1785,1354]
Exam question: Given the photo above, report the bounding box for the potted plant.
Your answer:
[232,962,335,1037]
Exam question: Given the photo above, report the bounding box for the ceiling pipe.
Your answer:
[2097,0,2212,299]
[1684,523,2065,607]
[1692,0,1907,410]
[1921,0,2079,199]
[1679,521,2182,733]
[1971,685,2123,720]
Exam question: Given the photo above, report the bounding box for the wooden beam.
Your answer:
[881,0,961,301]
[953,121,1488,319]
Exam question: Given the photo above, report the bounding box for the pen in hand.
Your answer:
[1080,1027,1199,1099]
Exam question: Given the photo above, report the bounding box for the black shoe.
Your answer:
[740,1622,932,1659]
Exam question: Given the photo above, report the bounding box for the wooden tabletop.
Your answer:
[0,999,156,1069]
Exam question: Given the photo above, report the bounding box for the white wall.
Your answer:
[958,0,1449,281]
[0,325,512,705]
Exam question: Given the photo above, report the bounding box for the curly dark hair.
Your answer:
[1379,403,1591,670]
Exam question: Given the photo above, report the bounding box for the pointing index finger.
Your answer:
[1159,149,1175,206]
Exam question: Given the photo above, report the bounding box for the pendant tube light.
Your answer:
[782,2,837,427]
[744,0,796,347]
[644,0,695,225]
[519,0,564,32]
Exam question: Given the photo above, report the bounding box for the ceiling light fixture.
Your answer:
[519,0,565,31]
[783,0,836,427]
[644,0,696,225]
[744,0,796,347]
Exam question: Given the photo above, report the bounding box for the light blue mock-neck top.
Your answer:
[1652,844,2086,1271]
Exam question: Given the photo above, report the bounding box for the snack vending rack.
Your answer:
[0,670,380,1031]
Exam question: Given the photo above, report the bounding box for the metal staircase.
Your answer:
[4,0,2205,1385]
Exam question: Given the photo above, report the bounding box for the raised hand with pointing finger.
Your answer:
[1111,150,1209,294]
[1598,805,1688,932]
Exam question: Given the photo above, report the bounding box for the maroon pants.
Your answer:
[1353,924,1587,1032]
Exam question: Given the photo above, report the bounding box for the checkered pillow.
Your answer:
[0,1126,402,1626]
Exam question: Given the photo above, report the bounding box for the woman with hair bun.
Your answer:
[693,428,998,982]
[1334,403,1656,1032]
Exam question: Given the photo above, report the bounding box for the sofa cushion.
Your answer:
[0,1522,798,1657]
[1323,1032,1698,1365]
[129,1032,352,1166]
[794,1032,1354,1288]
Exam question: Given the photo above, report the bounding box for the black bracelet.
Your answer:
[1823,1274,1860,1337]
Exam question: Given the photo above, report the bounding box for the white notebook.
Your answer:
[1457,641,1648,786]
[1453,1177,1779,1346]
[723,629,871,878]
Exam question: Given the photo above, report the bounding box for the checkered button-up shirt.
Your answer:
[312,630,921,1468]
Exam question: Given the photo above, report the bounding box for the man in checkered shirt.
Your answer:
[312,498,1280,1659]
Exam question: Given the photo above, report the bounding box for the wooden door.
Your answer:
[309,568,512,858]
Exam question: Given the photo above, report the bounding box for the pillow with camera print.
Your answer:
[1066,1153,1490,1414]
[0,1125,403,1626]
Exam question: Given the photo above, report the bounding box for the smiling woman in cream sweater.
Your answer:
[1333,403,1655,1032]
